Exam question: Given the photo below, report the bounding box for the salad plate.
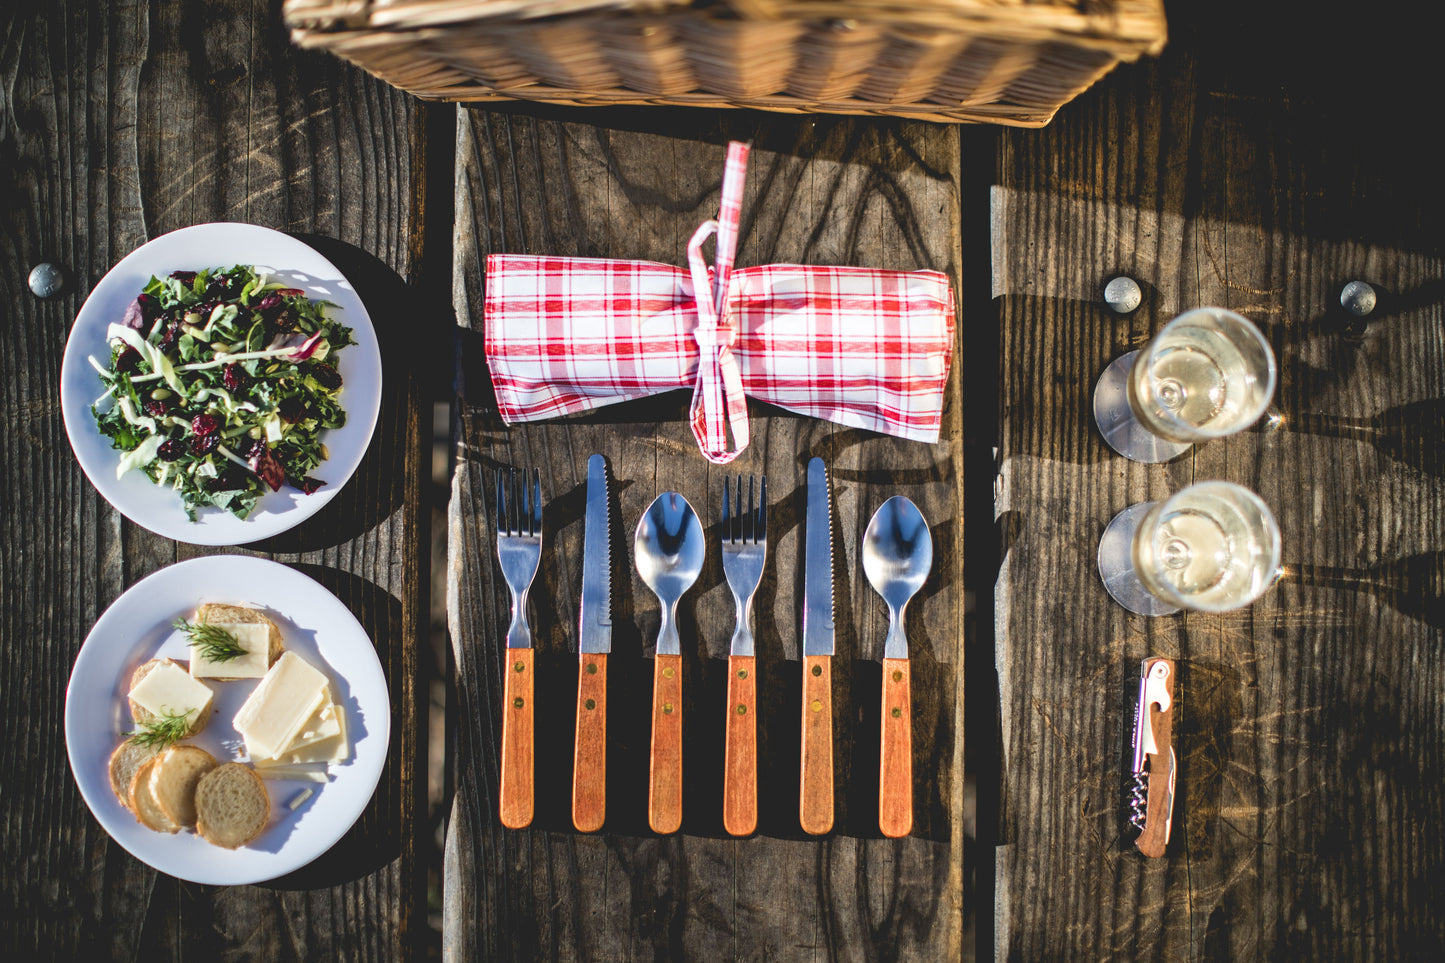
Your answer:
[65,555,390,886]
[59,223,383,545]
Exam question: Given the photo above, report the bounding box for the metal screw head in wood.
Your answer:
[1104,276,1142,314]
[1341,281,1376,317]
[28,263,64,297]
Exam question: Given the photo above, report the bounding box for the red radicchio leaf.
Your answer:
[287,331,325,362]
[248,448,287,492]
[122,296,149,331]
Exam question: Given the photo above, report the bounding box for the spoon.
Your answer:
[862,495,932,838]
[634,492,704,834]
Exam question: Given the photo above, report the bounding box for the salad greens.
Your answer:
[89,265,353,520]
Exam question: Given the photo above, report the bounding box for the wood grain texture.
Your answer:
[572,652,607,832]
[446,112,966,961]
[994,6,1445,957]
[500,646,536,829]
[649,652,685,834]
[0,1,428,958]
[799,654,834,835]
[723,654,757,836]
[879,658,913,839]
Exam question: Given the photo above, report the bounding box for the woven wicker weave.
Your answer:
[283,0,1166,126]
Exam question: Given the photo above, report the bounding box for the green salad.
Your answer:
[89,265,353,520]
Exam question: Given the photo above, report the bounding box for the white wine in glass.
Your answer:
[1095,307,1276,462]
[1099,481,1281,616]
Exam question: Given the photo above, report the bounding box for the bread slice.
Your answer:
[129,758,181,833]
[195,603,284,673]
[149,745,219,828]
[109,740,160,809]
[195,763,271,849]
[127,658,211,738]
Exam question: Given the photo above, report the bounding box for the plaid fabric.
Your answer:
[483,142,956,463]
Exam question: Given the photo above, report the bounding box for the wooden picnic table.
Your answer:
[4,1,1442,960]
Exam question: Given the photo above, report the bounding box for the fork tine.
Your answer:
[757,475,767,543]
[742,476,754,543]
[722,476,732,542]
[531,469,542,537]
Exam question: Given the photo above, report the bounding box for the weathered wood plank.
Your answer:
[994,18,1445,960]
[446,111,966,961]
[0,1,427,958]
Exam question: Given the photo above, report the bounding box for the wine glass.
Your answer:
[1094,307,1277,462]
[1098,480,1282,616]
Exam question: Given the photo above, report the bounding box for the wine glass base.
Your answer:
[1093,351,1193,463]
[1098,501,1181,616]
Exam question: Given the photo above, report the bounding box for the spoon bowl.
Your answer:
[634,492,705,648]
[863,496,933,658]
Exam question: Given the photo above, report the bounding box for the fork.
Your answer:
[721,475,766,836]
[496,466,542,830]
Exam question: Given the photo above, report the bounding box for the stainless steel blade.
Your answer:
[578,453,612,654]
[803,457,835,656]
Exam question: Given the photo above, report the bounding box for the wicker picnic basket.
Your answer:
[283,0,1166,126]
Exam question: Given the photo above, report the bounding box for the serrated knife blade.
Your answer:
[578,453,612,654]
[803,457,834,655]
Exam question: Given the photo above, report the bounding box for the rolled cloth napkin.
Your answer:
[484,142,956,464]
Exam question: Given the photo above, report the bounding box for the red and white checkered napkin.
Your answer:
[483,142,956,464]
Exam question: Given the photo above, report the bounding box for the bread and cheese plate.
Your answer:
[59,222,383,545]
[65,555,390,885]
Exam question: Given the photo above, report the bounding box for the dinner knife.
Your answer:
[573,454,611,832]
[800,456,835,835]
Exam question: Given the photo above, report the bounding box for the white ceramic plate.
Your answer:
[59,223,383,545]
[65,555,390,886]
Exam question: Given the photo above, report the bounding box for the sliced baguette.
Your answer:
[127,658,211,738]
[195,603,284,674]
[108,740,160,810]
[149,745,219,828]
[195,763,271,849]
[129,758,181,833]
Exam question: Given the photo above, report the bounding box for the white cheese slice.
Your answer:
[233,651,330,760]
[188,622,272,679]
[256,768,331,784]
[288,701,343,751]
[128,660,214,724]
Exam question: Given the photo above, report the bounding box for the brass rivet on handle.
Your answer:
[514,661,526,673]
[811,700,822,712]
[737,705,747,715]
[892,670,903,682]
[738,669,748,679]
[586,663,597,675]
[811,665,822,677]
[514,698,525,708]
[585,699,596,710]
[663,666,675,679]
[891,707,902,718]
[663,703,674,714]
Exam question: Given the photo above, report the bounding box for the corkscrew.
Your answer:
[1129,657,1176,857]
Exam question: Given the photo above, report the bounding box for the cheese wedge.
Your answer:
[128,660,214,726]
[233,652,330,760]
[188,622,273,679]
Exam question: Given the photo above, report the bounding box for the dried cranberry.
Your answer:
[113,347,142,375]
[292,475,326,495]
[158,323,181,352]
[222,363,248,393]
[271,308,297,332]
[239,436,268,458]
[258,294,282,310]
[278,396,308,423]
[310,363,342,390]
[143,399,170,418]
[157,439,186,461]
[169,270,197,283]
[191,413,220,437]
[190,433,219,455]
[249,448,286,492]
[206,467,249,492]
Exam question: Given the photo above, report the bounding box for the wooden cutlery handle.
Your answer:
[572,652,607,833]
[879,658,912,838]
[499,647,534,829]
[723,655,757,836]
[800,655,834,835]
[649,653,684,834]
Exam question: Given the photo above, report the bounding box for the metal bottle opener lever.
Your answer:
[1129,657,1176,857]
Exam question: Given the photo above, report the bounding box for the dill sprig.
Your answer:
[127,708,193,749]
[173,617,248,662]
